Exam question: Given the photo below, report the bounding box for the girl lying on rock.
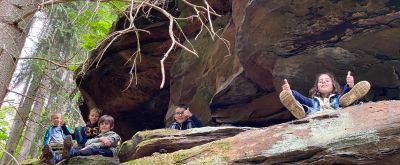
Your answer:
[41,115,121,165]
[279,71,370,119]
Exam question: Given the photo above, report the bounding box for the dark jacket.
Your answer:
[168,115,203,130]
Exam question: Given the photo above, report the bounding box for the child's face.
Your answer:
[174,108,188,124]
[99,121,112,133]
[88,111,100,125]
[317,74,334,96]
[51,114,62,126]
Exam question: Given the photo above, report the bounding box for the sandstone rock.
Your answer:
[187,0,400,126]
[77,0,232,141]
[78,0,400,137]
[124,101,400,164]
[21,155,119,165]
[57,155,119,165]
[165,14,238,126]
[118,126,255,163]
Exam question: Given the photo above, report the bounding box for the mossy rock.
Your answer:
[21,158,40,165]
[119,127,254,163]
[122,140,232,165]
[20,155,118,165]
[56,155,119,165]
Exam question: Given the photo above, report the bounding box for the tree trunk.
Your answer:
[0,71,44,164]
[17,73,48,161]
[29,70,62,158]
[17,74,33,109]
[0,0,38,108]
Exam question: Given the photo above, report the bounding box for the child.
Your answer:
[279,71,370,119]
[73,108,101,146]
[41,115,121,165]
[43,112,73,145]
[168,104,203,130]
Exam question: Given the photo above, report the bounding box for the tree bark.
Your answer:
[0,71,44,164]
[17,73,47,161]
[29,70,62,158]
[0,0,39,108]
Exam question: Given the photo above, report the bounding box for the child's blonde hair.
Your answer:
[309,72,342,97]
[51,112,61,119]
[89,108,102,115]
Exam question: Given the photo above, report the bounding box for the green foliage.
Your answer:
[67,63,80,72]
[64,1,128,50]
[0,106,12,141]
[5,0,130,160]
[0,106,13,158]
[72,92,81,102]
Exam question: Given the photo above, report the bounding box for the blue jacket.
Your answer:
[43,125,72,145]
[292,85,351,114]
[168,115,203,130]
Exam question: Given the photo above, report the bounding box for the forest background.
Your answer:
[0,0,129,163]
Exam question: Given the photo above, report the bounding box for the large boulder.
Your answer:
[167,0,400,126]
[76,20,176,140]
[76,0,232,141]
[21,156,119,165]
[124,100,400,164]
[118,126,254,162]
[77,0,400,139]
[57,155,119,165]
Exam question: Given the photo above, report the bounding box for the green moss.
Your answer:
[187,156,229,165]
[123,139,233,165]
[119,140,134,156]
[121,129,185,158]
[21,158,40,165]
[136,138,160,150]
[173,150,194,163]
[137,128,182,138]
[215,141,231,151]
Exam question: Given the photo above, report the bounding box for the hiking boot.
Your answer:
[279,90,306,119]
[62,135,73,159]
[41,144,54,165]
[340,81,371,107]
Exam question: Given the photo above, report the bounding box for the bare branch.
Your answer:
[17,57,68,68]
[53,0,230,90]
[0,146,20,165]
[0,100,15,104]
[7,90,39,102]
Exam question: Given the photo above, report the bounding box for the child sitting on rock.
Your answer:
[41,115,121,165]
[72,108,101,147]
[42,112,73,146]
[279,71,370,119]
[168,104,203,130]
[41,112,73,163]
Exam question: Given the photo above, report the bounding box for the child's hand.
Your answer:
[282,79,291,91]
[346,71,354,88]
[100,137,112,146]
[184,109,193,118]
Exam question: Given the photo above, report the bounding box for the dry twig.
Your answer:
[41,0,229,89]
